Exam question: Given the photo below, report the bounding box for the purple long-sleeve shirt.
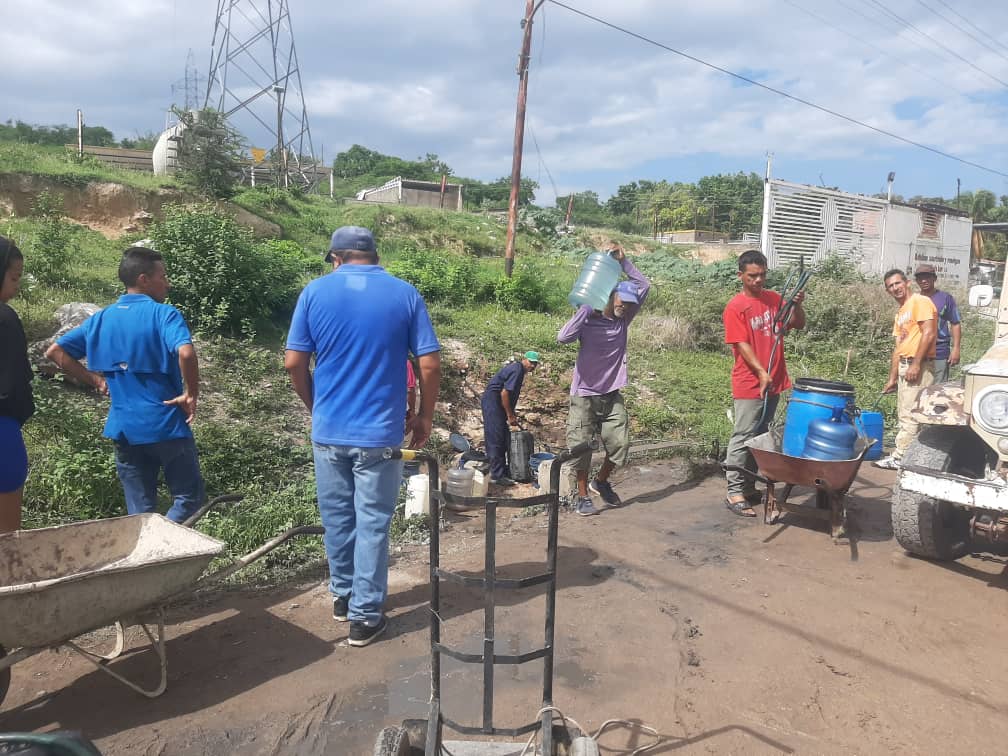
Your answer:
[557,256,651,396]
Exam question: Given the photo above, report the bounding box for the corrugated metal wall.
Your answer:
[764,179,886,270]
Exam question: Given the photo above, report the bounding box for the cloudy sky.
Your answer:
[4,0,1008,206]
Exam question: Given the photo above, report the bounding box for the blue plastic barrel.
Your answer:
[782,378,856,457]
[854,411,884,461]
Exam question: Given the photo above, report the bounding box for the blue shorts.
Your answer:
[0,415,28,493]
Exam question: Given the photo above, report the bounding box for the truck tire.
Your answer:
[891,426,983,561]
[373,726,416,756]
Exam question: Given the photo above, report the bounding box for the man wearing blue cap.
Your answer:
[480,350,540,486]
[285,225,441,647]
[558,243,651,515]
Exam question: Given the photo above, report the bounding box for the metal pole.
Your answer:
[503,0,539,278]
[274,86,285,188]
[77,109,83,158]
[759,152,773,257]
[956,178,961,210]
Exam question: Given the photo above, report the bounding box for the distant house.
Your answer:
[356,176,463,210]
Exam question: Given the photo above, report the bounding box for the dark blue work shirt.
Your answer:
[484,361,526,410]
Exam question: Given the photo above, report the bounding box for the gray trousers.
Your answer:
[725,395,780,498]
[932,359,949,384]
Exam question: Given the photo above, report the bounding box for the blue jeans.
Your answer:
[114,436,205,523]
[312,443,404,624]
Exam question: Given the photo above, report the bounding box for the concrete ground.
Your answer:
[2,460,1007,755]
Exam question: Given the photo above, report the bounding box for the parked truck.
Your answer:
[892,263,1008,560]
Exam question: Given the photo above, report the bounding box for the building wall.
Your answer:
[400,186,462,209]
[881,206,972,286]
[365,185,402,203]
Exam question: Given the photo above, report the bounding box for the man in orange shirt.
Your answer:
[874,269,937,470]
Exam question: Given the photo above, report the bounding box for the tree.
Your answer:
[172,108,246,199]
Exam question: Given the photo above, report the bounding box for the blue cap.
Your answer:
[614,281,640,304]
[326,226,376,263]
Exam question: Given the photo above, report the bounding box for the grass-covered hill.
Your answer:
[1,142,994,580]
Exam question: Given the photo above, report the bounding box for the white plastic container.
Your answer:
[465,462,489,498]
[404,473,430,517]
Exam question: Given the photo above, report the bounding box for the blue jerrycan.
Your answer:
[568,252,621,311]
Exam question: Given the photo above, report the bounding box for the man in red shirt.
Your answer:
[722,250,806,517]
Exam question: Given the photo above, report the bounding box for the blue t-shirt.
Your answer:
[484,361,526,409]
[927,290,961,360]
[58,294,194,445]
[285,265,440,447]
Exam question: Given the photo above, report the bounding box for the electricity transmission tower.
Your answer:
[171,49,203,112]
[204,0,318,188]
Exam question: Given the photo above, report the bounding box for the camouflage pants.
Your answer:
[894,359,935,460]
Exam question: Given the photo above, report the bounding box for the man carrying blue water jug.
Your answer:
[557,243,651,516]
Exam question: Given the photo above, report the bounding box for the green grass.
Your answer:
[0,141,175,191]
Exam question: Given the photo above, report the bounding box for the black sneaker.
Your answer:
[589,479,622,507]
[348,615,388,647]
[332,595,349,622]
[490,476,516,487]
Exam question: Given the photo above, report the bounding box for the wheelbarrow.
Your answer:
[374,442,596,756]
[724,430,874,540]
[0,495,324,708]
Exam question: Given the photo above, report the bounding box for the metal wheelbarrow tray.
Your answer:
[0,504,323,707]
[741,430,871,540]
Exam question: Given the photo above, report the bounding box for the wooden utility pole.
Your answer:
[504,0,543,278]
[564,194,574,227]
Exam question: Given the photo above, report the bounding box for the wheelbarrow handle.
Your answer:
[721,464,770,486]
[195,524,326,589]
[182,493,245,528]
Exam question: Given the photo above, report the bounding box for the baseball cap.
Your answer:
[914,263,937,277]
[326,225,376,263]
[524,350,540,363]
[614,281,640,304]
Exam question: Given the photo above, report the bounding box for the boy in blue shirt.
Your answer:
[285,226,441,647]
[46,246,204,522]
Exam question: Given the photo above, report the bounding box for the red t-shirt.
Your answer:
[723,290,792,399]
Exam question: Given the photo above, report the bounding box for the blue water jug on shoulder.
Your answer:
[803,406,858,460]
[569,251,621,311]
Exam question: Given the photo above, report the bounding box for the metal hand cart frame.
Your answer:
[379,441,592,756]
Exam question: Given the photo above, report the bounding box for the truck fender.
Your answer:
[910,382,968,426]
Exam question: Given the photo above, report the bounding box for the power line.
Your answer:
[528,124,560,201]
[862,0,1008,89]
[914,0,1008,68]
[545,0,1008,180]
[782,0,971,100]
[932,0,1008,58]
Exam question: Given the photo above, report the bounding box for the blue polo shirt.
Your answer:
[286,265,440,447]
[57,294,194,445]
[484,361,526,409]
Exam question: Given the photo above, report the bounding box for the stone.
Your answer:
[29,302,101,378]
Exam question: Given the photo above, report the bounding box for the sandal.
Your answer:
[725,498,758,518]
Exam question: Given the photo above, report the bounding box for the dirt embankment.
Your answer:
[0,174,280,239]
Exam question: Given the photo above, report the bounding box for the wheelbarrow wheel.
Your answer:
[373,725,418,756]
[0,644,10,706]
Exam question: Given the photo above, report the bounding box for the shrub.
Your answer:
[385,247,477,307]
[149,204,307,336]
[29,190,75,285]
[492,259,558,312]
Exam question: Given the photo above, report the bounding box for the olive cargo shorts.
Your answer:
[565,391,630,472]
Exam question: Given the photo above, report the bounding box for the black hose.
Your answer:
[754,262,813,431]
